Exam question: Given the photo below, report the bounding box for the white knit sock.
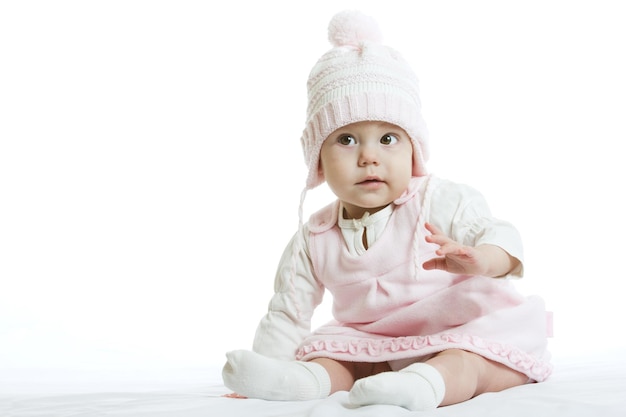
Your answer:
[222,350,331,401]
[349,363,446,411]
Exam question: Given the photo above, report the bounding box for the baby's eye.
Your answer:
[380,134,399,145]
[338,134,356,145]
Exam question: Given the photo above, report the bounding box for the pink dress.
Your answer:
[254,176,553,382]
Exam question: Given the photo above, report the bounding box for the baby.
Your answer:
[222,10,552,411]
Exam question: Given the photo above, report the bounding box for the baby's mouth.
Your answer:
[357,176,384,185]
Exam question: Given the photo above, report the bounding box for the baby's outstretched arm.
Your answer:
[422,223,520,278]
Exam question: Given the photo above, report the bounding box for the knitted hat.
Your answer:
[301,10,430,189]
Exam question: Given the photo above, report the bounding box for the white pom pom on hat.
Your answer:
[328,9,383,47]
[300,10,430,190]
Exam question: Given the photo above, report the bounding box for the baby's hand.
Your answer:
[422,223,491,276]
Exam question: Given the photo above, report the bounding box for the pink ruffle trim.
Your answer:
[296,333,553,382]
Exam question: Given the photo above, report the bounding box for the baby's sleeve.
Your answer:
[428,180,524,278]
[252,226,325,359]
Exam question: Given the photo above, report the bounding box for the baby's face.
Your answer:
[319,121,413,219]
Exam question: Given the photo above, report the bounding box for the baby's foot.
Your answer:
[222,392,247,399]
[222,350,331,401]
[349,363,445,411]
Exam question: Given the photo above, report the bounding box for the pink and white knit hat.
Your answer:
[301,10,430,190]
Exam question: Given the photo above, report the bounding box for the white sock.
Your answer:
[349,363,446,411]
[222,350,331,401]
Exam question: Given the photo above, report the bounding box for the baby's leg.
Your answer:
[349,349,528,410]
[426,349,528,406]
[312,357,392,393]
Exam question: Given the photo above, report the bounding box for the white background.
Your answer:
[1,0,625,372]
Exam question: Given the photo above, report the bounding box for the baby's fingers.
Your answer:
[424,222,444,236]
[436,243,469,257]
[423,257,447,271]
[426,236,468,257]
[425,226,454,246]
